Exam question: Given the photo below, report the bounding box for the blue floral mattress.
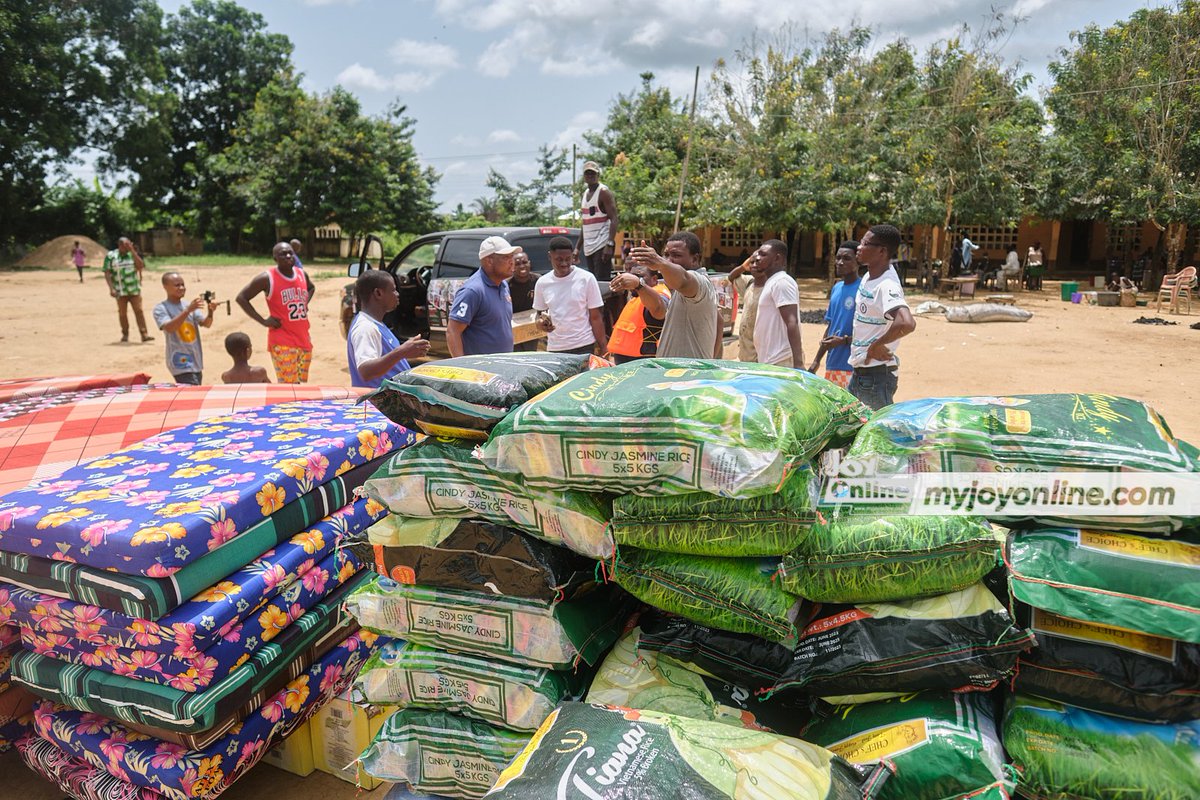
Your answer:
[0,399,412,576]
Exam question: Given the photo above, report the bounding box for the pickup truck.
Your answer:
[347,226,737,356]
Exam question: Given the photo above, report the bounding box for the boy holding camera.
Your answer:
[153,272,217,385]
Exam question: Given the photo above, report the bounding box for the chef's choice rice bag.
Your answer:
[354,639,582,732]
[480,359,869,498]
[802,692,1014,800]
[484,702,890,800]
[612,467,818,557]
[364,437,614,558]
[367,353,593,439]
[359,708,530,799]
[781,514,1001,603]
[344,576,630,670]
[1004,695,1200,800]
[611,549,802,645]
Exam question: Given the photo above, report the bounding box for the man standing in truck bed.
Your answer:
[576,160,619,283]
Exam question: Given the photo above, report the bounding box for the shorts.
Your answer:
[172,372,202,386]
[585,248,613,283]
[824,369,852,388]
[269,345,313,384]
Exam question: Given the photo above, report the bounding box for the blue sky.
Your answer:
[147,0,1152,213]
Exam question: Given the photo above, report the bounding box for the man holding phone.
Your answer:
[629,231,722,359]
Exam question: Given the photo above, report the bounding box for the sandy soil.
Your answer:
[15,234,107,268]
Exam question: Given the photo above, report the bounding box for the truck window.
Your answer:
[397,242,438,274]
[437,236,484,278]
[512,237,555,276]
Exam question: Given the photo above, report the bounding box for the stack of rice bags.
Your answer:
[846,393,1200,800]
[0,399,416,799]
[343,355,636,798]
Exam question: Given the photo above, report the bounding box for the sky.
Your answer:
[146,0,1157,214]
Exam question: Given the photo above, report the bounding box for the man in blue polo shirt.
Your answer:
[808,240,862,388]
[347,270,431,387]
[447,236,517,356]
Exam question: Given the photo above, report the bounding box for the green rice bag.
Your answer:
[354,639,582,732]
[359,708,530,799]
[612,466,818,556]
[480,358,870,498]
[344,576,630,670]
[585,628,806,737]
[364,437,615,558]
[1004,695,1200,800]
[781,514,1002,603]
[366,353,592,440]
[802,692,1014,800]
[484,702,891,800]
[1006,528,1200,643]
[612,549,802,645]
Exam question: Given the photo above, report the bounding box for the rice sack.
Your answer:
[354,639,583,732]
[345,576,630,670]
[767,583,1034,702]
[636,610,794,691]
[781,514,1002,603]
[1004,695,1200,800]
[480,359,870,498]
[611,466,818,557]
[612,549,802,645]
[802,692,1014,800]
[1014,604,1200,722]
[483,702,891,800]
[1006,529,1200,643]
[585,628,806,737]
[366,353,593,439]
[364,437,615,559]
[349,516,597,602]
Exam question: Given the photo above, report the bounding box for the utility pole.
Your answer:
[674,66,700,234]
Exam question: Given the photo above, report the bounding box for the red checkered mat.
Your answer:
[0,384,367,497]
[0,374,151,403]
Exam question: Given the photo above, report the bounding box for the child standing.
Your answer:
[153,272,216,385]
[71,241,86,283]
[221,332,271,384]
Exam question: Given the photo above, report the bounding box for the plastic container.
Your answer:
[1071,292,1082,303]
[1060,281,1079,300]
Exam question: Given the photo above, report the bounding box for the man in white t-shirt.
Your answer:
[751,239,804,368]
[534,236,608,355]
[849,224,917,410]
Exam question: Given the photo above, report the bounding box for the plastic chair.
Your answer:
[1155,266,1197,314]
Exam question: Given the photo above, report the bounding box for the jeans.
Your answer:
[586,248,613,283]
[172,372,202,386]
[116,294,149,338]
[849,367,898,411]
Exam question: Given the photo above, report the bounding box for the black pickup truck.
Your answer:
[347,226,737,356]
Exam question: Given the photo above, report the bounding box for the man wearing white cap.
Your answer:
[447,235,518,357]
[575,160,619,282]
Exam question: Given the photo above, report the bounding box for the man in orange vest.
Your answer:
[607,263,669,363]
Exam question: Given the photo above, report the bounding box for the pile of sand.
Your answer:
[16,235,109,268]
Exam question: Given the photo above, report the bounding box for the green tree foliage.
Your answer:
[212,74,439,249]
[1045,1,1200,268]
[31,180,140,246]
[0,0,162,249]
[483,145,571,226]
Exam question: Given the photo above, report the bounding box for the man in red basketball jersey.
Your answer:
[236,241,317,383]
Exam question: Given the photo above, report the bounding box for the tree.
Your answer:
[1045,1,1200,274]
[0,0,163,249]
[212,74,438,250]
[108,0,293,245]
[482,145,571,226]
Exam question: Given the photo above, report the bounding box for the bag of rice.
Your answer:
[366,353,593,439]
[480,359,870,498]
[1014,604,1200,722]
[585,628,806,737]
[1004,695,1200,800]
[354,639,583,732]
[359,708,530,799]
[611,549,802,645]
[636,610,794,691]
[611,466,818,557]
[1006,529,1200,644]
[802,692,1014,800]
[780,514,1002,603]
[364,437,615,559]
[344,576,631,670]
[484,702,891,800]
[766,583,1034,702]
[348,516,597,602]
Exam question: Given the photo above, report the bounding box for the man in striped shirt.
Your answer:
[575,160,619,283]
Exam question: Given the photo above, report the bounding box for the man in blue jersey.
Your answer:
[808,240,862,387]
[347,270,431,388]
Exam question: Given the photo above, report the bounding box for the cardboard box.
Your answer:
[311,691,392,789]
[262,720,315,777]
[511,308,547,346]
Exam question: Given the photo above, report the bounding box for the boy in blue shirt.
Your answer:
[808,241,861,387]
[347,270,431,388]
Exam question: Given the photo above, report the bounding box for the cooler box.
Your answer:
[262,720,315,777]
[311,690,391,789]
[1060,281,1079,300]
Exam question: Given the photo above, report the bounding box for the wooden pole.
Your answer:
[674,66,700,234]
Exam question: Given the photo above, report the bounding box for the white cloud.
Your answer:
[336,63,439,93]
[487,129,522,143]
[302,0,358,5]
[389,38,461,70]
[450,134,481,147]
[476,40,515,77]
[548,110,604,151]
